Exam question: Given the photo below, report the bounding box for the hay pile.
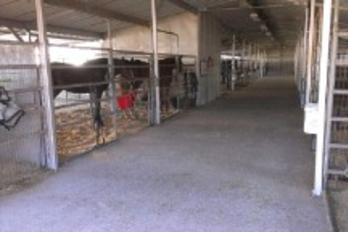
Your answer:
[56,104,149,161]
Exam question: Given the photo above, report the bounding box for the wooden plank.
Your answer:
[35,0,58,170]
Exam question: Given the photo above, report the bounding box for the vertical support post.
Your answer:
[255,45,259,75]
[261,50,265,79]
[295,41,299,90]
[256,46,259,78]
[148,56,156,125]
[306,0,316,104]
[35,0,57,170]
[303,3,309,79]
[241,40,246,84]
[248,43,252,79]
[230,34,236,91]
[324,0,339,190]
[313,0,333,196]
[151,0,161,125]
[106,20,118,138]
[258,47,262,79]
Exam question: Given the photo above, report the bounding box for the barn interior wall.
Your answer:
[267,47,295,77]
[0,45,42,166]
[196,12,223,105]
[106,12,198,55]
[105,11,223,106]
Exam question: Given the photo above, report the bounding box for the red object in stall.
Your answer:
[117,92,136,110]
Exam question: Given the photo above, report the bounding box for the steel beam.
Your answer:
[166,0,199,14]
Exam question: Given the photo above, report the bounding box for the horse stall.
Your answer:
[49,41,198,162]
[0,0,203,186]
[50,44,114,161]
[0,41,43,188]
[220,44,266,93]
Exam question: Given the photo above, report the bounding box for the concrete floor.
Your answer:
[0,77,331,232]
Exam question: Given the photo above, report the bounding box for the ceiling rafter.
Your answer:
[0,16,103,39]
[166,0,200,14]
[6,26,25,43]
[244,0,279,43]
[44,0,150,27]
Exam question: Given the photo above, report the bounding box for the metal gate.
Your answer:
[49,42,197,162]
[0,41,44,187]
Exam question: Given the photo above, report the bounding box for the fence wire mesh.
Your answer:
[0,43,44,188]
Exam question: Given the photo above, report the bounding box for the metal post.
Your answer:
[230,35,236,91]
[254,45,259,74]
[35,0,58,170]
[106,20,118,138]
[248,43,252,80]
[313,0,333,196]
[323,0,339,189]
[258,47,262,79]
[295,41,300,89]
[241,40,246,83]
[306,0,316,104]
[260,49,263,78]
[261,50,265,79]
[148,56,156,125]
[303,3,309,83]
[151,0,161,125]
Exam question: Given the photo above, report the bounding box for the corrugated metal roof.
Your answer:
[0,0,335,47]
[0,0,184,38]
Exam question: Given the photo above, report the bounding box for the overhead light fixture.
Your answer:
[260,24,268,32]
[288,0,301,5]
[250,12,260,22]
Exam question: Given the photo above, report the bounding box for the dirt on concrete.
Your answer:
[329,182,348,232]
[0,77,332,232]
[0,162,49,197]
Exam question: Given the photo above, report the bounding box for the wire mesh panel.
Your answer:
[328,36,348,181]
[111,51,151,136]
[308,8,323,103]
[50,45,117,161]
[158,54,198,120]
[0,42,43,187]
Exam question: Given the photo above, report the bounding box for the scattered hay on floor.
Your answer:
[0,159,46,195]
[329,186,348,232]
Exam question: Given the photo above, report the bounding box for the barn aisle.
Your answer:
[0,76,331,231]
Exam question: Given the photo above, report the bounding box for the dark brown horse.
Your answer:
[51,56,182,129]
[51,59,110,130]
